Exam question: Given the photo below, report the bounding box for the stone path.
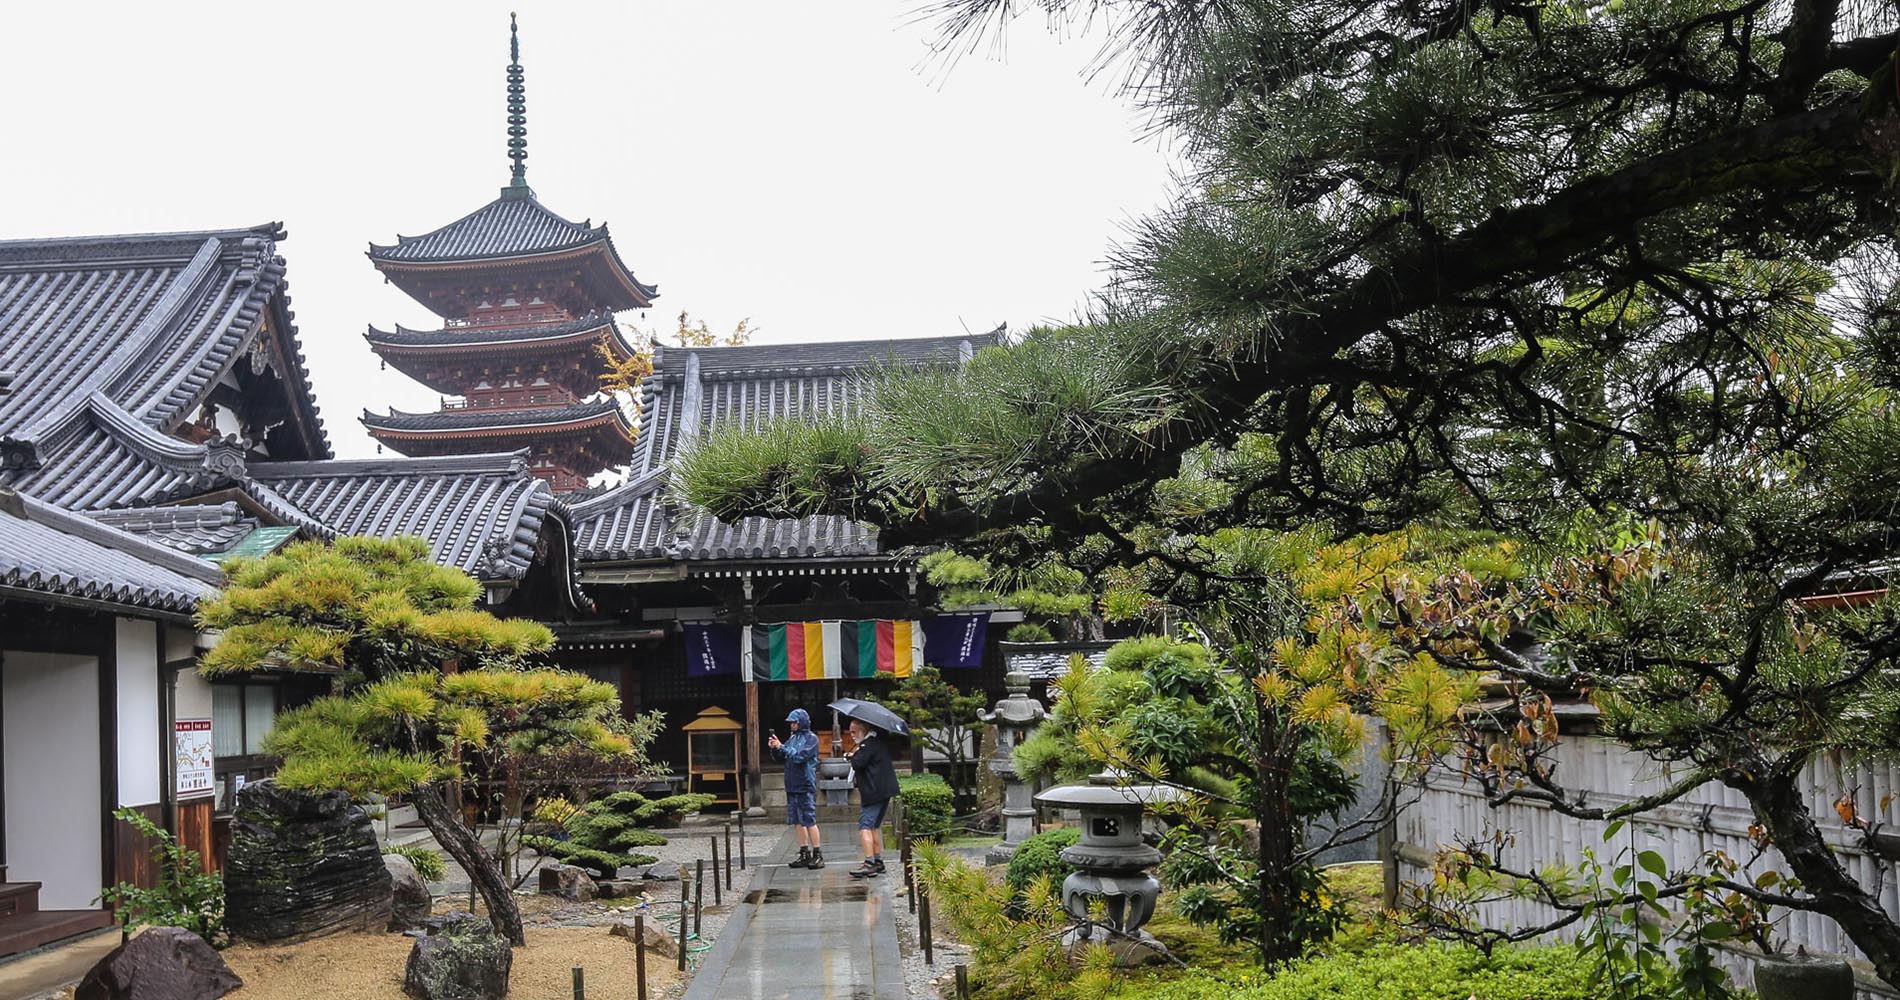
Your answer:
[683,822,906,1000]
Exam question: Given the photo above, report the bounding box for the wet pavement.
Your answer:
[682,822,905,1000]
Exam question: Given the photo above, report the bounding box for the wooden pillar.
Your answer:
[744,680,761,810]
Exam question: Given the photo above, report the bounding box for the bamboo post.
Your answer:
[695,859,705,937]
[571,966,584,1000]
[710,836,722,905]
[956,965,970,999]
[919,885,934,965]
[724,823,734,890]
[677,890,688,971]
[738,809,747,868]
[635,913,648,1000]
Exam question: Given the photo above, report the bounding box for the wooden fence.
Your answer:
[1394,733,1900,996]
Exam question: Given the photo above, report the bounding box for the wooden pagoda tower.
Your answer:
[362,15,655,492]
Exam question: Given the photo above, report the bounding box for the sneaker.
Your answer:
[789,847,812,870]
[872,857,886,872]
[849,860,881,879]
[808,848,826,870]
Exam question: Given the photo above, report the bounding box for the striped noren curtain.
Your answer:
[741,620,921,681]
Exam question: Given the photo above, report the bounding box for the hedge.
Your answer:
[1005,827,1080,894]
[1113,942,1595,1000]
[898,773,953,841]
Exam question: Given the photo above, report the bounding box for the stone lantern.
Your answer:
[978,669,1047,864]
[1034,771,1180,964]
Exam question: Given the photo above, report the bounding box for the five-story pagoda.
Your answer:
[363,16,654,492]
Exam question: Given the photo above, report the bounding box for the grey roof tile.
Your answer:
[362,398,625,434]
[0,224,328,454]
[367,194,605,263]
[0,488,221,615]
[85,502,257,556]
[366,312,623,349]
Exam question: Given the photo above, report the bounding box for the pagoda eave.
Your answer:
[370,241,657,315]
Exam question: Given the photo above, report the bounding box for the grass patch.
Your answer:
[941,834,1004,849]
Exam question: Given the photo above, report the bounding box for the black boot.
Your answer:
[808,847,825,870]
[789,846,812,869]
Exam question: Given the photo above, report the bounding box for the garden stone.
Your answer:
[610,918,679,959]
[1753,949,1855,1000]
[596,878,643,899]
[640,865,680,883]
[384,854,432,932]
[75,926,242,1000]
[538,862,597,901]
[403,911,512,1000]
[226,780,393,943]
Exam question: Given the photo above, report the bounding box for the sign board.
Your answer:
[174,719,215,799]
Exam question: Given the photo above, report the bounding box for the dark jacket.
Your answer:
[769,708,820,792]
[847,731,901,806]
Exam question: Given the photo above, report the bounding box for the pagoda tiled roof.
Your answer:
[365,313,627,350]
[363,398,629,436]
[368,192,606,263]
[569,330,1002,565]
[0,223,328,457]
[0,488,221,616]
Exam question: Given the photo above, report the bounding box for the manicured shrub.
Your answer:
[1111,942,1596,1000]
[898,773,953,840]
[385,842,448,882]
[521,834,656,879]
[1004,622,1057,643]
[1005,827,1080,894]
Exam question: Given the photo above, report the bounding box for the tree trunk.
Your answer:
[412,781,526,946]
[1729,757,1900,990]
[1255,705,1303,968]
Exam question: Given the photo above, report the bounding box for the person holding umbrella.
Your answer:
[830,698,907,879]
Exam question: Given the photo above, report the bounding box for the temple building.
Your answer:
[362,16,653,492]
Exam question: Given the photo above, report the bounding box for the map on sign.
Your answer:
[175,719,214,799]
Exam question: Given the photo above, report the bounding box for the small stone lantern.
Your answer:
[1034,771,1180,963]
[978,670,1047,864]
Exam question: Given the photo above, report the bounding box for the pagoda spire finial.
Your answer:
[504,12,532,197]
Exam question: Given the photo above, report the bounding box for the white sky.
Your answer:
[8,1,1177,461]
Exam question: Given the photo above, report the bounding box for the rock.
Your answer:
[226,780,393,943]
[610,918,680,959]
[596,879,644,900]
[1062,928,1170,968]
[538,863,598,902]
[403,912,512,1000]
[640,866,680,883]
[75,927,242,1000]
[1753,950,1856,1000]
[385,855,433,932]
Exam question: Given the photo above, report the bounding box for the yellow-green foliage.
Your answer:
[196,537,551,676]
[199,537,628,800]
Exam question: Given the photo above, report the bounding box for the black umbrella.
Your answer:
[827,698,910,737]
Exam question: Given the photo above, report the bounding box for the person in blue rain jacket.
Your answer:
[768,707,824,869]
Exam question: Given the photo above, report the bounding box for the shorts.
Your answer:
[858,799,888,831]
[786,789,817,827]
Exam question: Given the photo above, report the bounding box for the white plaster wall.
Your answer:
[174,666,213,727]
[164,626,197,665]
[3,651,102,909]
[116,619,161,808]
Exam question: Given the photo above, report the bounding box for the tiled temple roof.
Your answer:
[86,502,258,556]
[572,331,1002,565]
[0,488,221,616]
[0,223,327,458]
[362,398,630,435]
[250,452,574,585]
[365,312,627,350]
[368,193,607,264]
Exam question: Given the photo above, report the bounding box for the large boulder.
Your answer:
[538,862,597,902]
[75,927,242,1000]
[403,911,512,1000]
[385,854,433,932]
[225,780,393,943]
[610,917,679,959]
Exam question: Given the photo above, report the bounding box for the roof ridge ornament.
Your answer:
[503,13,533,199]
